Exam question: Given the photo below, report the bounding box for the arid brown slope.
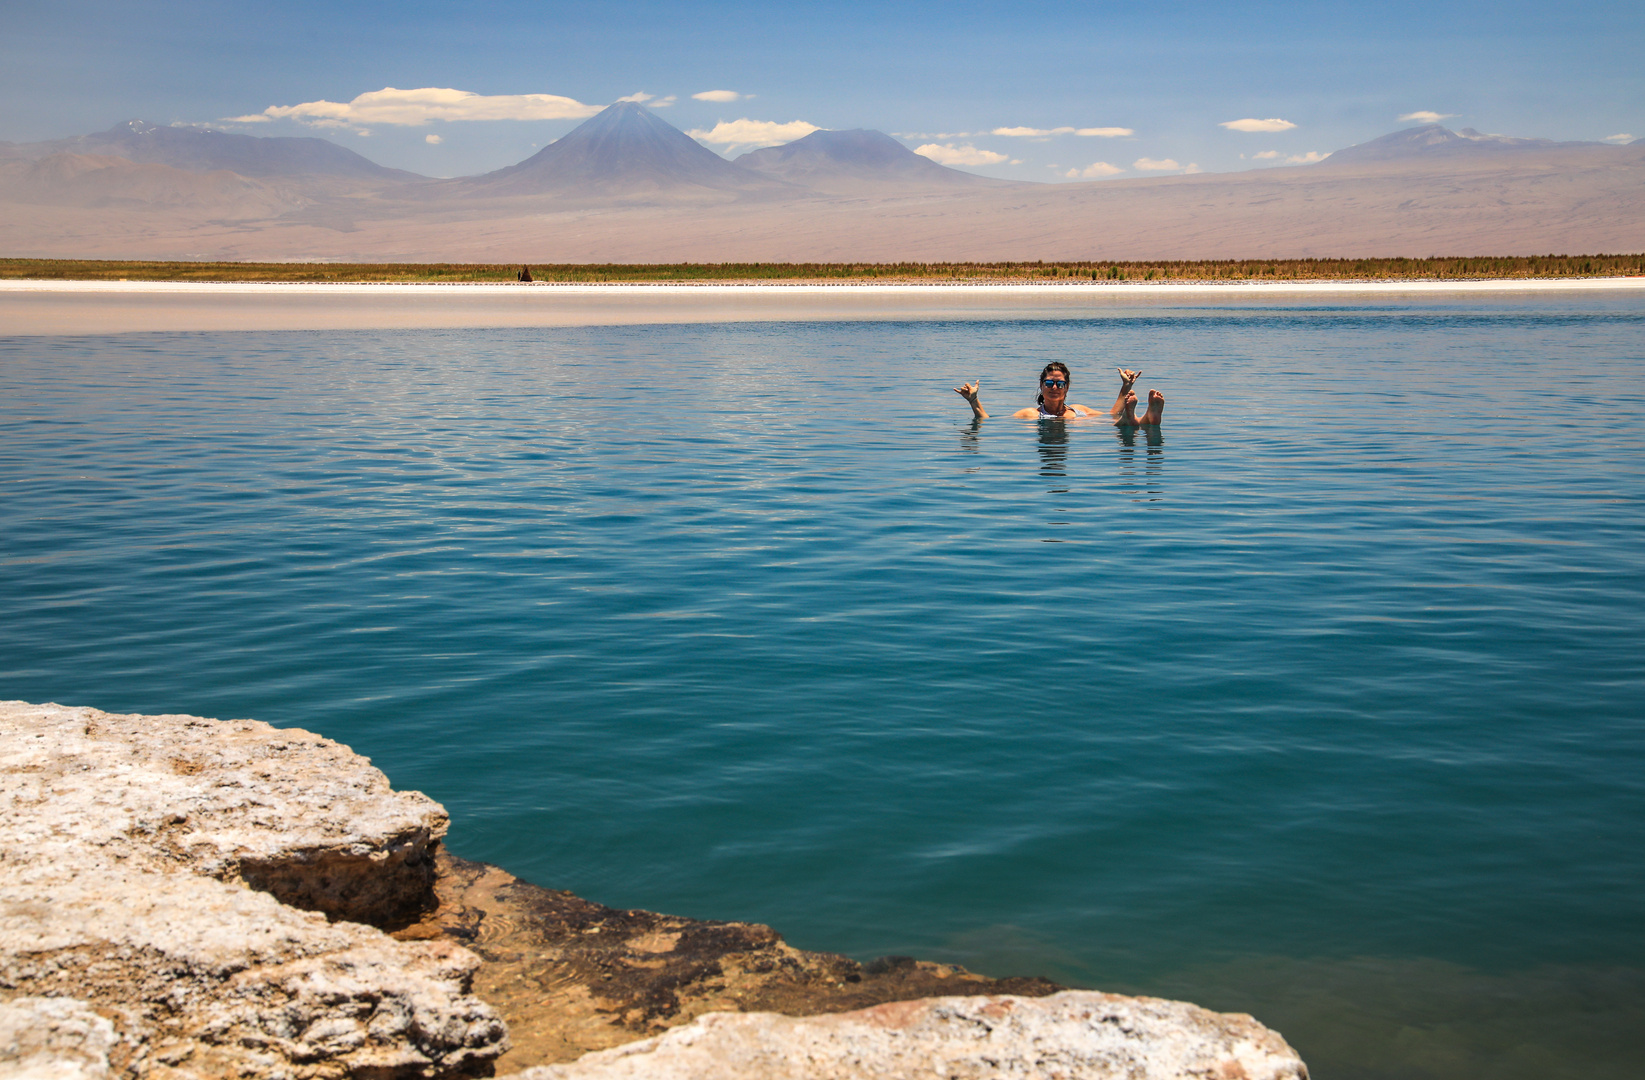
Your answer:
[6,148,1640,260]
[395,851,1060,1073]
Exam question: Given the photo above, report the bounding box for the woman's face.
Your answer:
[1041,370,1069,407]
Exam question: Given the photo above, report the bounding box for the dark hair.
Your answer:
[1036,362,1071,411]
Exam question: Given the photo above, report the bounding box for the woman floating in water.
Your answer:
[954,364,1163,425]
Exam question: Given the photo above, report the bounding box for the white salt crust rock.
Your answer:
[509,991,1310,1080]
[0,996,117,1080]
[0,700,507,1080]
[1,700,449,924]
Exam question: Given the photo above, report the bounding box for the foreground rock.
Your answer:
[0,701,507,1079]
[506,992,1308,1080]
[2,700,1309,1079]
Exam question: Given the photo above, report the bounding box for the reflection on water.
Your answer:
[1115,423,1164,503]
[1036,419,1069,481]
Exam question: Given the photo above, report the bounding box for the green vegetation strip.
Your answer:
[3,255,1642,284]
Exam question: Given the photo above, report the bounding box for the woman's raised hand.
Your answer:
[954,380,988,418]
[1117,368,1141,389]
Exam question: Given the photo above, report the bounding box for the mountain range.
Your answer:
[0,119,417,179]
[1,107,1640,260]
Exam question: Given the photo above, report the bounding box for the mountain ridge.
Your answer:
[3,115,1641,259]
[1324,122,1627,165]
[6,120,427,181]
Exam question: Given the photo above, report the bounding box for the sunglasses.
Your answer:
[1042,379,1067,389]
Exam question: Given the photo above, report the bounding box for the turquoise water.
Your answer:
[4,296,1643,1078]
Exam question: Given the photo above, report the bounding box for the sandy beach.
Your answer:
[3,277,1642,334]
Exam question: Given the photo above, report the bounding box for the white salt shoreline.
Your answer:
[3,276,1641,334]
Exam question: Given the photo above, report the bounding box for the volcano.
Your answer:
[735,129,1010,192]
[460,102,785,198]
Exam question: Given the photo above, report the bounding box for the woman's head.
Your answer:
[1037,362,1071,409]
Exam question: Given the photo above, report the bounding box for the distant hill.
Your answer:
[0,152,301,215]
[460,102,786,199]
[735,129,1011,192]
[1325,123,1616,165]
[5,120,426,181]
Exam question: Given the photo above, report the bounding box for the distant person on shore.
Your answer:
[954,364,1163,425]
[517,266,534,282]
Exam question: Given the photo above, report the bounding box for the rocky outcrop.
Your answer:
[0,701,508,1079]
[504,991,1309,1080]
[4,700,446,926]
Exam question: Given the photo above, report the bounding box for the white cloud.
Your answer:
[1133,157,1181,171]
[1251,149,1325,165]
[1184,163,1202,174]
[687,118,820,148]
[424,134,442,145]
[1065,161,1123,178]
[915,143,1010,166]
[1399,111,1456,123]
[992,125,1134,138]
[1220,117,1297,133]
[263,86,602,127]
[1603,133,1635,144]
[221,114,271,124]
[994,126,1073,137]
[617,92,675,106]
[693,90,743,102]
[894,131,977,140]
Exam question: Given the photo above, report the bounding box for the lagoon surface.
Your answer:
[4,295,1643,1078]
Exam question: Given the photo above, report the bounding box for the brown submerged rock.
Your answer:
[394,852,1063,1071]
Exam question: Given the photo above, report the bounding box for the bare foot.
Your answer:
[1113,390,1140,426]
[1140,389,1164,424]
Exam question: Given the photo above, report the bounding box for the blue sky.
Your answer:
[4,0,1640,180]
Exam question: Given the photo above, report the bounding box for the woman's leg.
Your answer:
[1110,369,1141,418]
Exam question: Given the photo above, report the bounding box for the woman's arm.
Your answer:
[954,381,989,419]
